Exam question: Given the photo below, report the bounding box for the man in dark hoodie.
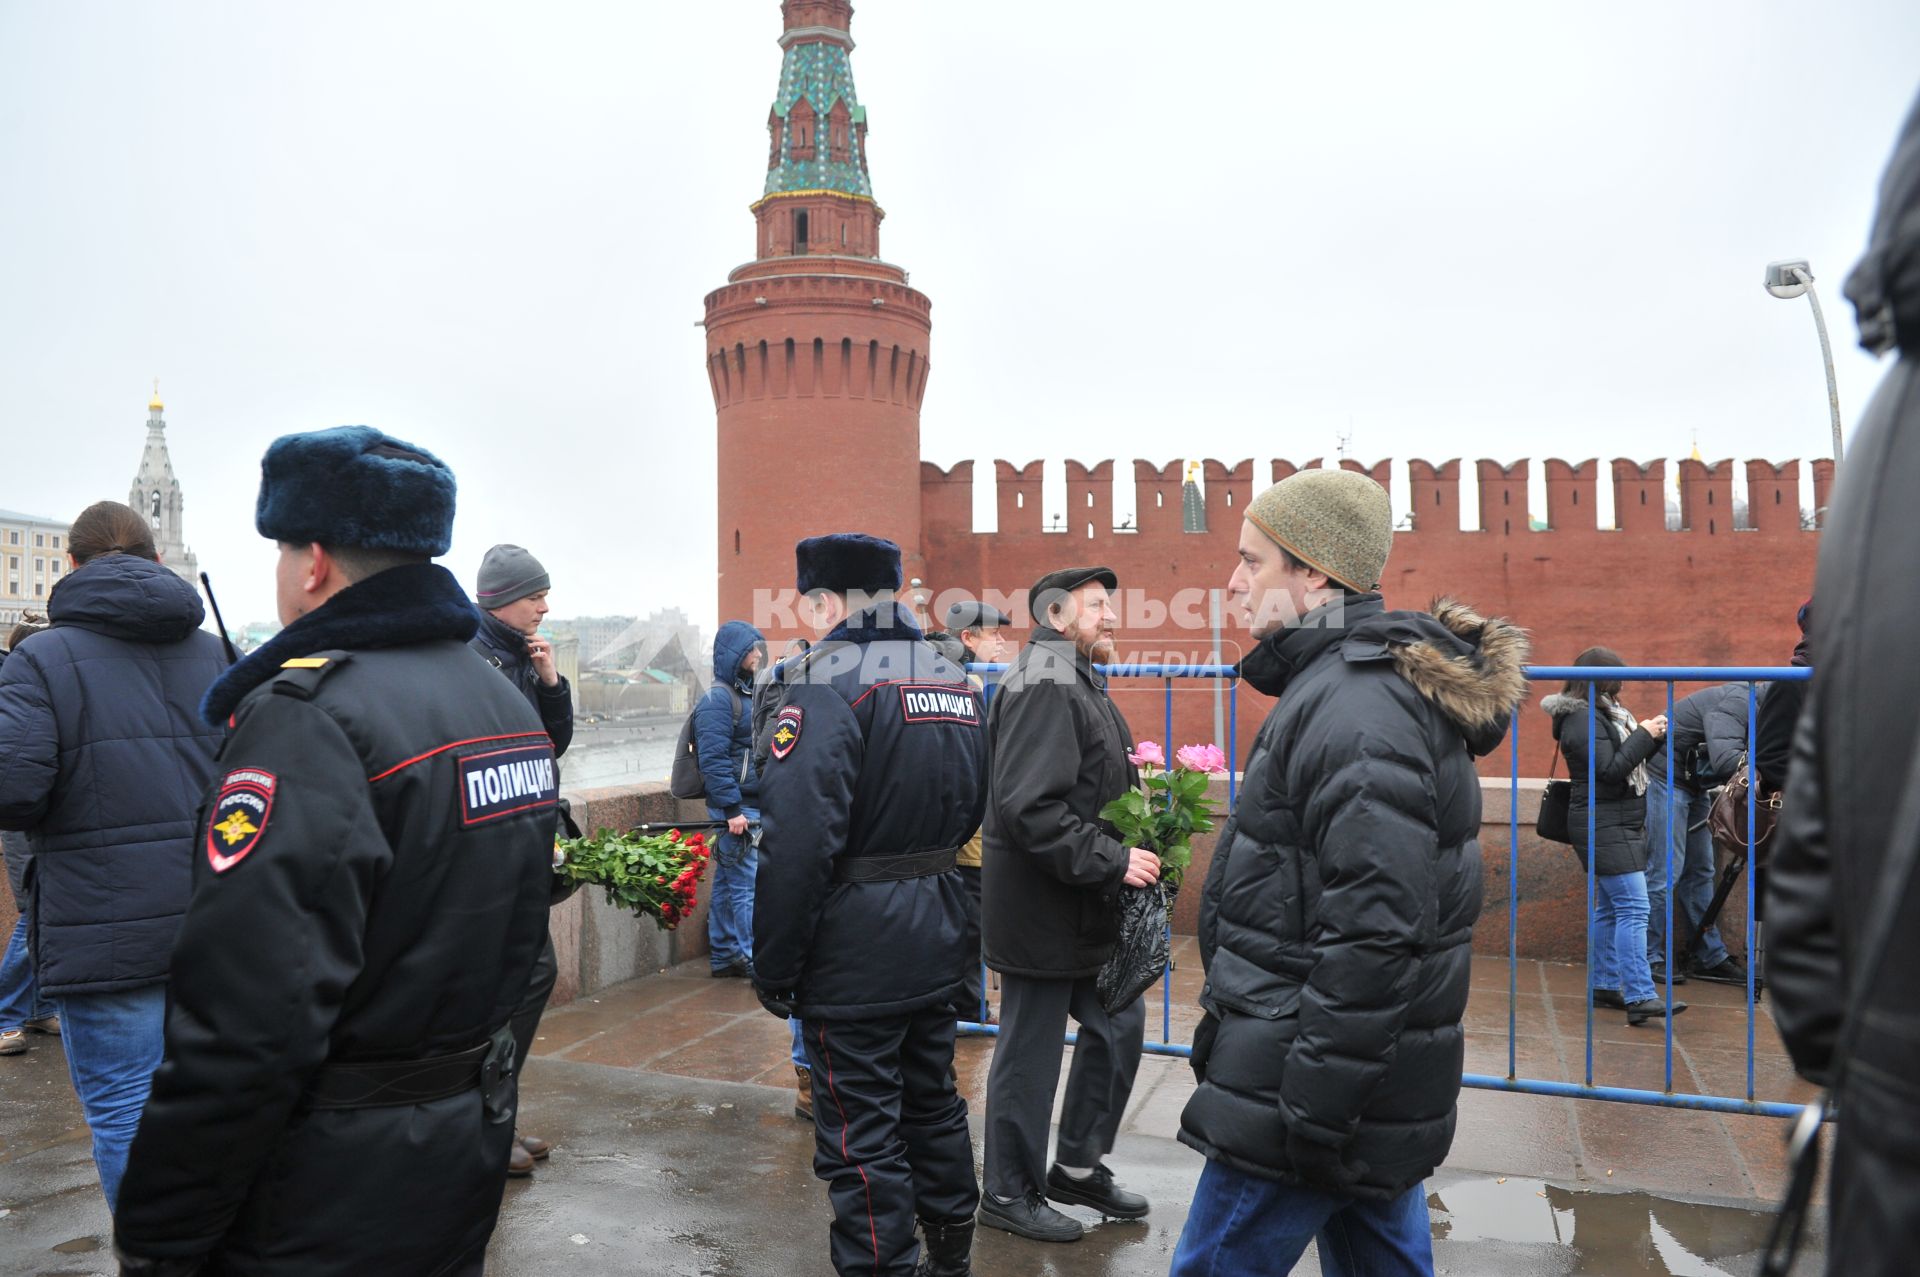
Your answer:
[697,619,765,980]
[1173,469,1527,1276]
[1768,87,1920,1277]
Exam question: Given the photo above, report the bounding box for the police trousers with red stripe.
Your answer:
[802,1006,980,1276]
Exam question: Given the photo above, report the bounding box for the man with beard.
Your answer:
[978,568,1161,1244]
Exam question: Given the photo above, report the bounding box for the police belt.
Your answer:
[305,1041,492,1111]
[832,847,959,883]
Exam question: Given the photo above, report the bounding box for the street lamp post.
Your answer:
[1764,259,1845,463]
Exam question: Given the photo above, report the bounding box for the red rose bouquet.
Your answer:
[555,827,713,930]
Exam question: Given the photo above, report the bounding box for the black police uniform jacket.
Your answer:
[754,605,986,1021]
[115,565,555,1276]
[1180,597,1526,1199]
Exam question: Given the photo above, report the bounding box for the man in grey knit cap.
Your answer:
[472,545,574,755]
[471,544,574,1178]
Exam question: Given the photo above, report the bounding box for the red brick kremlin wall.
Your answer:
[919,455,1823,777]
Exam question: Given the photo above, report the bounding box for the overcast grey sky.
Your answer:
[3,1,1915,629]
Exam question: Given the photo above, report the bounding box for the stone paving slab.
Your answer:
[0,1025,1826,1275]
[535,945,1819,1206]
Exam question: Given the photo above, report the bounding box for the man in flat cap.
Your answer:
[944,598,1016,1025]
[115,426,555,1276]
[979,567,1161,1244]
[753,533,987,1277]
[471,543,574,1178]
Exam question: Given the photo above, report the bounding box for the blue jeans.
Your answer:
[1643,780,1729,968]
[790,1016,807,1067]
[707,806,758,972]
[1590,870,1656,1004]
[52,984,167,1211]
[1171,1158,1433,1276]
[0,915,53,1029]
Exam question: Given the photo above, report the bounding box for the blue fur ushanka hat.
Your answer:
[255,425,457,556]
[795,533,903,596]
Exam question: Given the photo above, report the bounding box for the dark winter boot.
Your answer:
[915,1218,974,1277]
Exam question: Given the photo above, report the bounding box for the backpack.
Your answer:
[669,686,747,802]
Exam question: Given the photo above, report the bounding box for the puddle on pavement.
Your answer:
[50,1236,103,1253]
[1428,1178,1784,1275]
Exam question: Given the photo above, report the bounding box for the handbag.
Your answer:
[1708,759,1782,865]
[1537,747,1573,845]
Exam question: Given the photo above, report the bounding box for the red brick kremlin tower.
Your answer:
[704,1,931,627]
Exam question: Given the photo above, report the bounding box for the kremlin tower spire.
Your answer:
[705,1,931,631]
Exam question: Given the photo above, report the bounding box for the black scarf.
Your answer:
[201,563,479,725]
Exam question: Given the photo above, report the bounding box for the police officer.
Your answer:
[754,534,985,1277]
[113,427,555,1276]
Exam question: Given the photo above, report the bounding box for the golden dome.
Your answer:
[148,378,163,412]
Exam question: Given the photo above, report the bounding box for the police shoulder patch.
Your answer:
[458,740,559,827]
[898,683,981,725]
[770,705,804,760]
[208,769,277,873]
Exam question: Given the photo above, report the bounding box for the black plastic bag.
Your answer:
[1097,882,1171,1014]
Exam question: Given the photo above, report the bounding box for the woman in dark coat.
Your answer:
[1542,648,1683,1025]
[0,501,226,1209]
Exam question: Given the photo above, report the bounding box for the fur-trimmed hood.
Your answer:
[1241,595,1529,757]
[1386,598,1531,745]
[1541,692,1590,718]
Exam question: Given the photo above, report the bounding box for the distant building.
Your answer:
[128,384,199,587]
[235,621,283,654]
[0,508,71,627]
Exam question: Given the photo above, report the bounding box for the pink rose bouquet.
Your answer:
[1101,740,1228,890]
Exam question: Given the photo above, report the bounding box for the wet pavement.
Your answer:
[1,949,1827,1275]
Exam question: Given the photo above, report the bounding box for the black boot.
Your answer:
[915,1217,974,1276]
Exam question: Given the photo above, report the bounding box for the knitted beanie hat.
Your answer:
[1244,469,1393,591]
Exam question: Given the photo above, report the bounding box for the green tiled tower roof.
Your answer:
[765,38,872,199]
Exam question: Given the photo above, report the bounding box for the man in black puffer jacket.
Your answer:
[753,534,986,1277]
[1173,470,1526,1277]
[114,428,554,1276]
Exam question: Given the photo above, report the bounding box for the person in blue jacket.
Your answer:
[697,619,766,979]
[0,501,226,1210]
[753,533,987,1277]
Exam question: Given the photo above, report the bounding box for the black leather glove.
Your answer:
[1285,1128,1369,1194]
[1189,1011,1220,1083]
[755,986,797,1020]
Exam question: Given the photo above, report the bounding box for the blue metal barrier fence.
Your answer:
[957,661,1814,1121]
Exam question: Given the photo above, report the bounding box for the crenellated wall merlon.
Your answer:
[931,457,1823,539]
